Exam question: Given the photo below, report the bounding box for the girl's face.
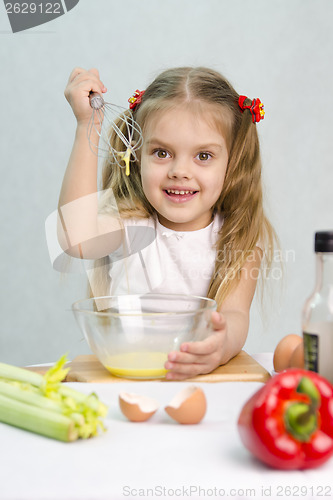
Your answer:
[140,106,229,231]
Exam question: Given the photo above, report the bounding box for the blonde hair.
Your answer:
[92,67,277,308]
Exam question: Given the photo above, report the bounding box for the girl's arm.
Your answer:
[58,68,122,259]
[164,247,262,380]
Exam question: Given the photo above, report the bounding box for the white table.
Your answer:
[0,354,332,500]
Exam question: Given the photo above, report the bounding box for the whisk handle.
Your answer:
[89,92,104,110]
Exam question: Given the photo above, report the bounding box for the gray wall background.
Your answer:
[1,0,332,365]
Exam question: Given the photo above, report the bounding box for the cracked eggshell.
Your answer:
[119,392,159,422]
[165,386,207,424]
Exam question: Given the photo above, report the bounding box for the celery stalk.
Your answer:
[59,385,108,416]
[0,381,62,413]
[0,362,44,387]
[0,393,78,442]
[0,355,108,442]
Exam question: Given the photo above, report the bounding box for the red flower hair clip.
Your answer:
[238,95,265,123]
[128,89,145,110]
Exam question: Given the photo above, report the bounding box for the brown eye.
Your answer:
[197,152,211,161]
[155,150,169,159]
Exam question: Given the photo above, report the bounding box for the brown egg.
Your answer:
[273,334,302,372]
[119,392,159,422]
[289,341,304,369]
[165,386,207,424]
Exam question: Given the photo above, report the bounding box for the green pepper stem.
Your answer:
[297,376,320,407]
[285,403,317,442]
[285,376,320,442]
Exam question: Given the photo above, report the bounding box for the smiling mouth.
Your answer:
[165,189,198,195]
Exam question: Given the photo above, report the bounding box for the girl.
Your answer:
[58,66,276,380]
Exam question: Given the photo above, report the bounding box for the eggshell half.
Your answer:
[273,334,302,372]
[119,392,159,422]
[165,386,207,424]
[289,341,304,369]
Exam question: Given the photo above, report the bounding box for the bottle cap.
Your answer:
[315,231,333,252]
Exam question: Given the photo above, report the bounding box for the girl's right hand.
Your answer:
[64,67,107,125]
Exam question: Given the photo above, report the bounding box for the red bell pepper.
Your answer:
[237,369,333,469]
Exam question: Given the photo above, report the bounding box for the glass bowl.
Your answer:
[72,294,217,379]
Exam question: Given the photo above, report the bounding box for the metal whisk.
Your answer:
[87,92,144,176]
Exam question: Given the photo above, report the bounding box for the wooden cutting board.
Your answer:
[29,351,270,383]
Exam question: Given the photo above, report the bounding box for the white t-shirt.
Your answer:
[108,214,223,296]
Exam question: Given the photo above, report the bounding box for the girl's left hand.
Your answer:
[164,311,227,380]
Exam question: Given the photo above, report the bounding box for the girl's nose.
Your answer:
[167,159,192,179]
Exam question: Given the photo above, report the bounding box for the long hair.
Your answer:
[92,67,277,308]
